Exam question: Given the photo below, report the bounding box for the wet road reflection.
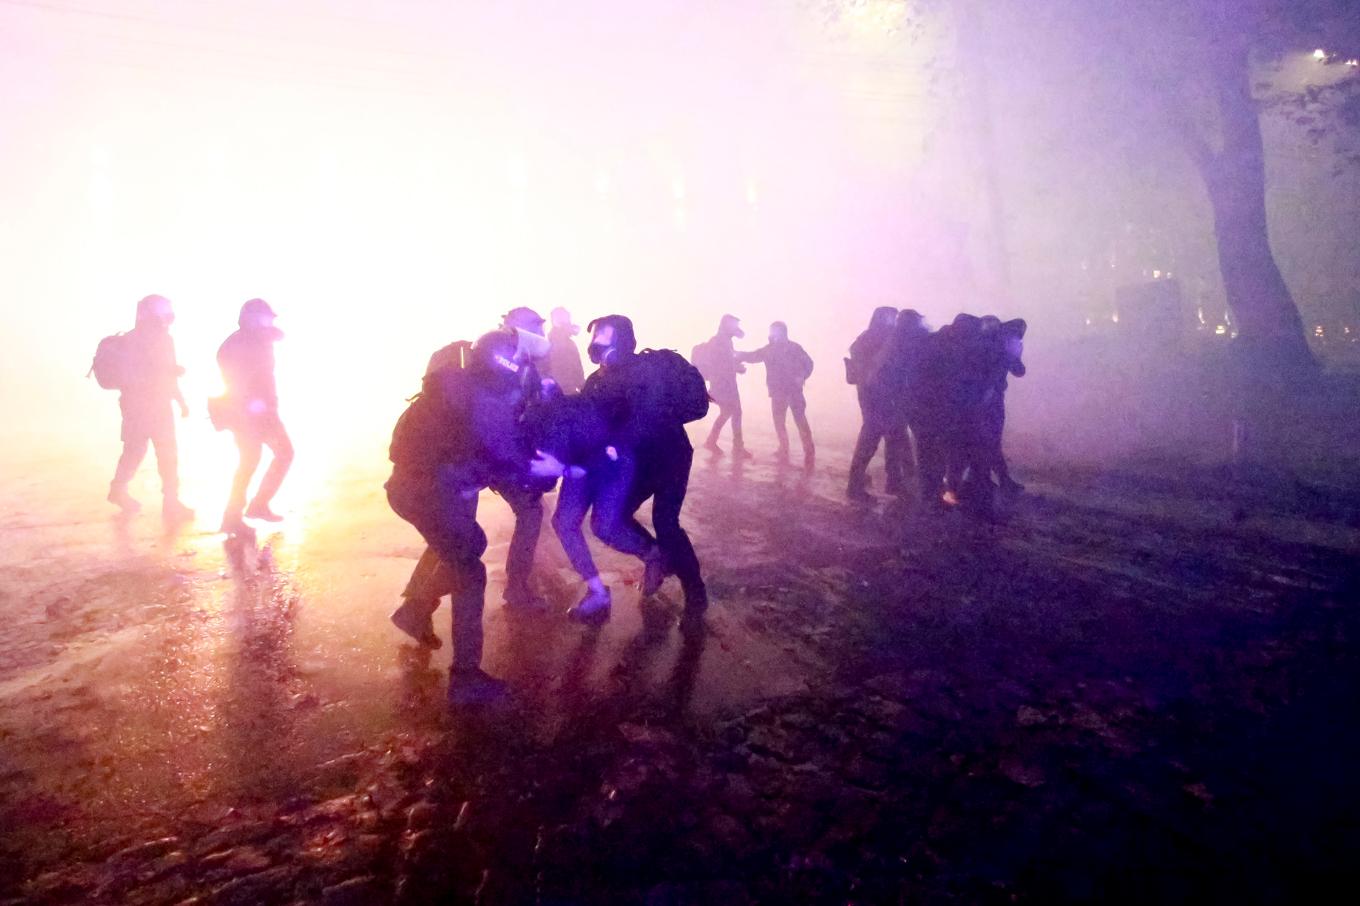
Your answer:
[0,438,829,881]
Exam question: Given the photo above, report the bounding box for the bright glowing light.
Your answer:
[593,168,612,197]
[1215,325,1227,335]
[1313,48,1327,61]
[1348,59,1359,68]
[1111,312,1119,324]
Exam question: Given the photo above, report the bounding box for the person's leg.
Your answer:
[647,441,706,611]
[389,479,496,693]
[884,420,908,495]
[790,392,815,466]
[402,546,455,608]
[847,402,883,497]
[730,398,749,454]
[150,419,192,519]
[554,470,612,619]
[110,421,150,511]
[495,481,545,606]
[914,417,947,506]
[225,430,264,527]
[771,396,790,455]
[246,416,293,517]
[552,472,600,582]
[705,403,731,450]
[589,452,657,561]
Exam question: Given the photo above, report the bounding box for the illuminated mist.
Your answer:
[2,0,1355,512]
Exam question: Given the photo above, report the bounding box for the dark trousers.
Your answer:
[113,400,178,498]
[554,436,706,609]
[225,411,293,522]
[981,393,1011,483]
[404,482,543,603]
[629,436,706,608]
[848,397,907,492]
[705,391,744,449]
[387,475,488,672]
[771,391,814,458]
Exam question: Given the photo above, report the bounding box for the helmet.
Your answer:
[471,330,522,386]
[239,298,277,329]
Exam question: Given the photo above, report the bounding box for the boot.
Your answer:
[642,549,667,597]
[448,668,508,707]
[245,501,284,522]
[108,484,141,514]
[391,599,442,649]
[567,586,612,625]
[503,582,549,612]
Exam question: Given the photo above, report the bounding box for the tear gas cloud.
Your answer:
[1,0,1355,501]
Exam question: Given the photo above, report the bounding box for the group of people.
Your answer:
[96,296,1025,706]
[94,294,291,535]
[845,307,1027,515]
[383,307,711,704]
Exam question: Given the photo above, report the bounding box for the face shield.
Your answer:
[513,326,551,363]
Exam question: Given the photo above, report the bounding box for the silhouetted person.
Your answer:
[981,316,1026,494]
[386,330,559,706]
[882,309,931,496]
[556,315,710,624]
[400,309,553,617]
[105,294,193,521]
[695,314,751,458]
[846,306,903,500]
[218,299,292,535]
[936,313,996,517]
[737,321,816,468]
[544,306,586,394]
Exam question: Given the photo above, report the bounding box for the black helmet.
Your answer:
[470,329,522,385]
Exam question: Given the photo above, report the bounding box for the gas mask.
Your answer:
[588,324,616,365]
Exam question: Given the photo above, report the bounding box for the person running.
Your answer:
[552,315,710,625]
[737,321,816,469]
[217,299,292,535]
[104,294,193,522]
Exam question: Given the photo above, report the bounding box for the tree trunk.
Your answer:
[1199,42,1316,376]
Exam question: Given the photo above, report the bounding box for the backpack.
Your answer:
[689,339,716,382]
[390,359,474,473]
[89,333,131,390]
[637,348,710,425]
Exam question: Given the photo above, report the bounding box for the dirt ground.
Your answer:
[2,436,1358,904]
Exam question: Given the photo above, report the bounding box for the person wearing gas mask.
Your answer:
[845,306,902,501]
[396,309,555,629]
[980,316,1026,495]
[736,321,816,469]
[543,306,587,395]
[218,299,292,535]
[550,315,710,625]
[693,314,752,459]
[386,330,563,705]
[102,294,194,521]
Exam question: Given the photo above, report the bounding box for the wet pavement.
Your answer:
[2,440,1360,903]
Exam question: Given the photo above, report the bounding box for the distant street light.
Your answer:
[1313,48,1327,61]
